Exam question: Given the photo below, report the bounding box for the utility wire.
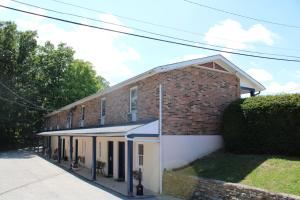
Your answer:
[0,81,51,111]
[47,0,300,53]
[0,95,46,111]
[10,0,300,58]
[1,5,300,63]
[183,0,300,29]
[9,0,300,59]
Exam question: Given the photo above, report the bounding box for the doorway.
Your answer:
[107,141,114,177]
[75,139,78,163]
[61,138,65,159]
[118,142,125,181]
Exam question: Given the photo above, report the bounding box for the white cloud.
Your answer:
[246,68,273,82]
[263,81,300,94]
[15,13,140,85]
[204,19,278,50]
[168,54,206,64]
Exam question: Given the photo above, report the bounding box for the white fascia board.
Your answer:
[214,56,265,91]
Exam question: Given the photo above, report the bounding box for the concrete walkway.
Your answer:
[0,151,180,200]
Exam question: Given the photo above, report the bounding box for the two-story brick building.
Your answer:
[38,54,265,196]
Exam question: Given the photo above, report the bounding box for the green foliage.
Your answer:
[221,94,300,156]
[0,21,109,150]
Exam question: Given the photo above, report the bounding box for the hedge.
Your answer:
[221,94,300,156]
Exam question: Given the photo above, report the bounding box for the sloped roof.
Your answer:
[38,121,158,137]
[46,54,265,117]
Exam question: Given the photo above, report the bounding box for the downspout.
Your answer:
[159,84,163,194]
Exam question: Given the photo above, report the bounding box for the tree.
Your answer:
[0,21,109,150]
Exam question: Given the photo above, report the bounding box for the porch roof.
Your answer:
[38,120,159,138]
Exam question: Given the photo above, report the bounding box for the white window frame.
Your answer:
[100,98,106,125]
[137,143,144,167]
[129,86,138,113]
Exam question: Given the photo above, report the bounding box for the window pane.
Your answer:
[139,155,143,166]
[81,106,85,120]
[99,142,101,157]
[131,88,137,98]
[138,144,144,155]
[101,100,106,116]
[130,88,137,112]
[131,99,137,111]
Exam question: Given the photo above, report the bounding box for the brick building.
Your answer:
[38,54,265,196]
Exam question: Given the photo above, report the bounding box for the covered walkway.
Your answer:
[38,120,161,197]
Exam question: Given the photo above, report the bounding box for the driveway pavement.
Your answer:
[0,150,123,200]
[0,150,179,200]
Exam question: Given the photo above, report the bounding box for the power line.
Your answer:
[0,81,51,111]
[184,0,300,29]
[2,5,300,63]
[47,0,300,53]
[0,95,46,111]
[9,0,300,59]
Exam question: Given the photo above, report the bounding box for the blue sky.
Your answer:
[1,0,300,94]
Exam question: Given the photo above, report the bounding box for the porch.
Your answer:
[57,160,155,196]
[38,120,161,197]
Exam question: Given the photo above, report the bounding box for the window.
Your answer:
[100,98,106,125]
[67,111,72,128]
[138,144,144,166]
[98,141,101,158]
[81,105,85,121]
[80,106,85,127]
[130,87,138,113]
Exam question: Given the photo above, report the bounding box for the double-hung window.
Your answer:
[130,87,138,121]
[66,111,72,129]
[138,144,144,167]
[80,105,85,127]
[100,98,106,125]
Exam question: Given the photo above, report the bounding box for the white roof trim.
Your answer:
[46,54,265,117]
[38,121,158,137]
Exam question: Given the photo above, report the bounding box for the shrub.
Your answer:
[221,94,300,156]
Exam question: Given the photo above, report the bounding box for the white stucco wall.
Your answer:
[162,135,223,169]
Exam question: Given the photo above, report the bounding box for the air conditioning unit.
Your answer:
[80,120,84,127]
[100,116,105,125]
[128,112,137,122]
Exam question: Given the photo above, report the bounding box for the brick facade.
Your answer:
[44,63,240,135]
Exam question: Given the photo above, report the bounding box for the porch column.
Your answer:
[58,136,61,163]
[48,136,52,159]
[127,140,133,196]
[69,136,73,169]
[92,136,97,181]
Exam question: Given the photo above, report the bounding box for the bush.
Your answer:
[221,94,300,156]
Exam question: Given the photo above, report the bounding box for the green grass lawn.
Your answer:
[174,152,300,196]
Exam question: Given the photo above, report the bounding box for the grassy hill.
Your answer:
[164,152,300,198]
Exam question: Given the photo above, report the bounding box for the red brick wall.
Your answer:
[44,64,240,135]
[161,66,240,135]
